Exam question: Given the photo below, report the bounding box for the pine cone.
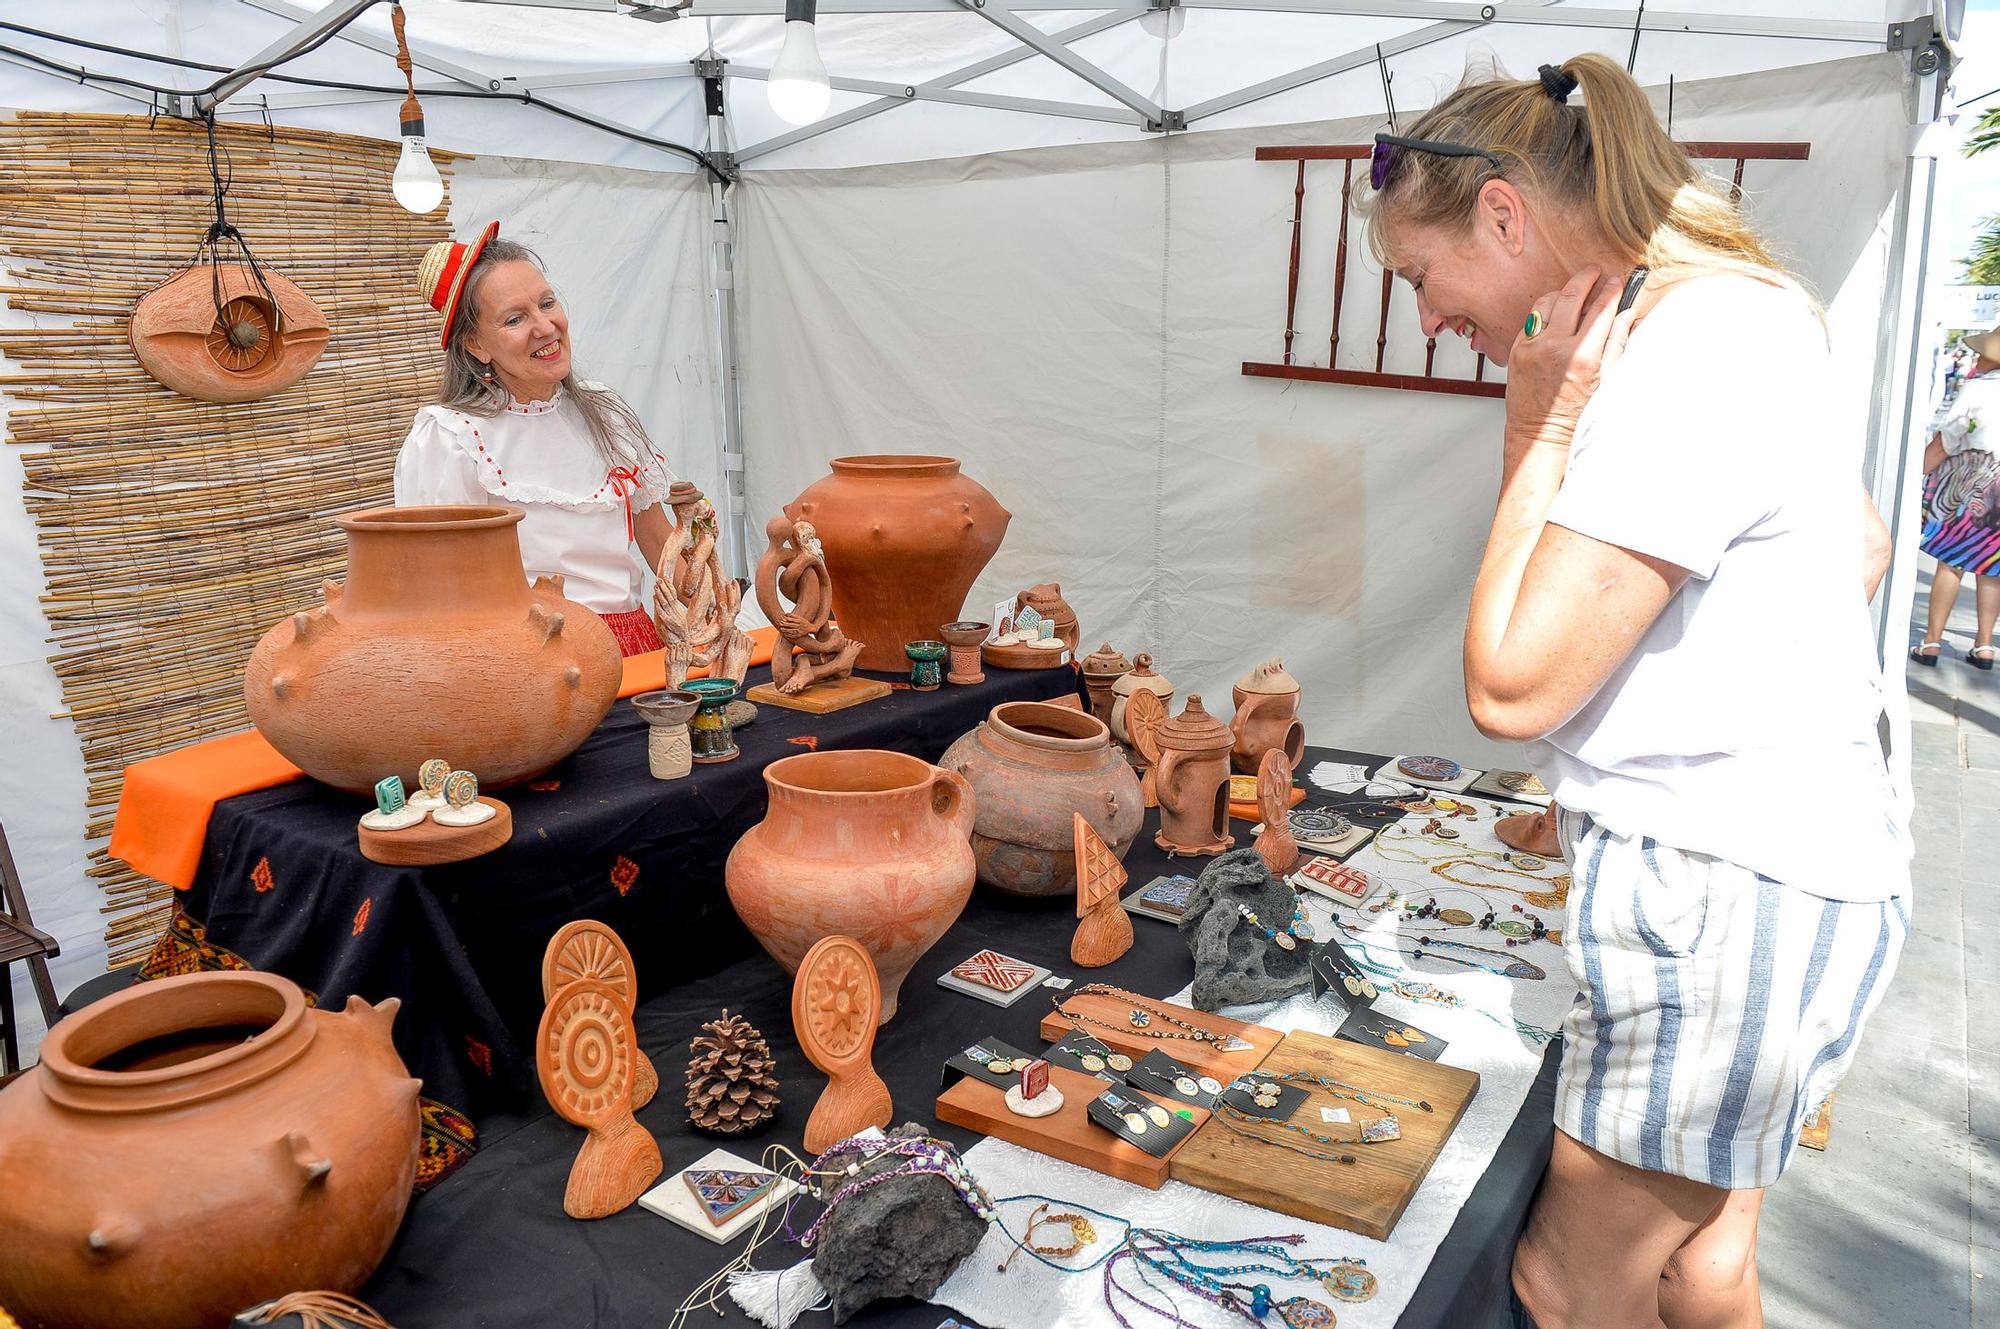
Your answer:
[685,1009,781,1135]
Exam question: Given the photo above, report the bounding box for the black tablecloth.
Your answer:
[361,744,1559,1329]
[160,664,1078,1136]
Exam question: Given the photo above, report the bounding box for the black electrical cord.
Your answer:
[0,17,723,178]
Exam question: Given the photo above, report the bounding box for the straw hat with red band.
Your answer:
[416,220,499,350]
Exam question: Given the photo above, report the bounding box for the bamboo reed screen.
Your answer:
[0,111,456,964]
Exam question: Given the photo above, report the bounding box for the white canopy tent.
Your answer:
[0,0,1960,1040]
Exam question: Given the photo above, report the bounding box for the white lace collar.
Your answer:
[505,389,565,417]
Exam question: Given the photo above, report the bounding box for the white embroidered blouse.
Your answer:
[392,385,675,613]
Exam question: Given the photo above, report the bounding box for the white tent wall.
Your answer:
[0,143,713,1053]
[736,51,1911,771]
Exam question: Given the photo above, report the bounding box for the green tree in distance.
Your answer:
[1964,105,2000,284]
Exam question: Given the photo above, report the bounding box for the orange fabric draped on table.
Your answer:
[108,629,778,891]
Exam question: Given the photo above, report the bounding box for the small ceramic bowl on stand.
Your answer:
[631,689,701,780]
[905,640,947,691]
[939,622,989,685]
[684,677,742,764]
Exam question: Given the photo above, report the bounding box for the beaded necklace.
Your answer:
[1236,899,1314,951]
[793,1134,996,1247]
[1106,1229,1368,1329]
[1414,933,1548,981]
[1054,984,1254,1052]
[1276,1068,1433,1114]
[1213,1100,1384,1156]
[1389,889,1561,946]
[1428,860,1569,909]
[1321,914,1558,1044]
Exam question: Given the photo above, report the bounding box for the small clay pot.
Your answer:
[631,689,701,780]
[1081,643,1132,728]
[684,678,741,763]
[906,640,947,691]
[940,701,1143,898]
[940,622,989,685]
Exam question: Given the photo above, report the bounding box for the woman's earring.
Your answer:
[479,365,497,385]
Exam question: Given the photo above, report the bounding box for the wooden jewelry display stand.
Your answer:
[1071,812,1133,967]
[1169,1029,1479,1240]
[357,797,511,865]
[542,920,658,1110]
[1039,989,1282,1080]
[936,1063,1208,1189]
[536,977,663,1219]
[794,935,894,1152]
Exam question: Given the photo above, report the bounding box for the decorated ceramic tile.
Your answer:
[1122,874,1197,924]
[1467,767,1554,807]
[936,948,1052,1008]
[640,1147,800,1244]
[682,1167,776,1226]
[1383,755,1483,795]
[1291,856,1382,907]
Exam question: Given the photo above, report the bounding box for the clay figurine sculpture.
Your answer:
[940,622,990,684]
[1081,643,1133,727]
[631,689,701,780]
[786,455,1011,673]
[537,977,662,1219]
[1071,811,1134,968]
[245,505,621,793]
[1230,658,1306,775]
[1109,653,1175,763]
[1175,849,1314,1011]
[685,1010,781,1135]
[1121,686,1167,809]
[941,701,1143,898]
[130,259,329,403]
[906,640,948,690]
[542,920,658,1110]
[727,750,976,1019]
[1252,750,1302,876]
[1131,695,1236,857]
[653,481,755,691]
[793,935,894,1153]
[0,972,420,1329]
[1017,584,1081,656]
[748,516,890,716]
[1006,1057,1064,1119]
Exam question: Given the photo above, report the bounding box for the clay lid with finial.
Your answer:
[1111,652,1173,698]
[1155,695,1233,753]
[1082,643,1132,682]
[1234,657,1300,695]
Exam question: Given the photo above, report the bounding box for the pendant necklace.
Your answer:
[1276,1069,1433,1114]
[1414,933,1548,981]
[1236,899,1314,951]
[1055,984,1256,1052]
[1212,1101,1372,1160]
[1428,859,1569,909]
[1395,890,1562,945]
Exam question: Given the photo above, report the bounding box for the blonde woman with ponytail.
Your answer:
[1367,55,1907,1329]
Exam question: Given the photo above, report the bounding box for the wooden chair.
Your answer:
[0,820,62,1077]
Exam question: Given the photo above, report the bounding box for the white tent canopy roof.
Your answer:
[0,0,1940,171]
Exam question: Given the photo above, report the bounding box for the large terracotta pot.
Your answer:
[940,701,1143,898]
[244,505,622,793]
[786,455,1011,673]
[0,972,421,1329]
[726,749,976,1019]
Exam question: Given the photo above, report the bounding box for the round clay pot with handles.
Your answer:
[725,749,977,1020]
[940,700,1144,898]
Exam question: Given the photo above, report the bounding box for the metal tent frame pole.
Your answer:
[700,61,755,580]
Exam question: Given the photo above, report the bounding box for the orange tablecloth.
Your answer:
[108,629,778,891]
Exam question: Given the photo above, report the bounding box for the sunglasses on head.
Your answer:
[1370,133,1504,190]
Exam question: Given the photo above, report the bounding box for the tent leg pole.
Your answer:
[704,72,752,581]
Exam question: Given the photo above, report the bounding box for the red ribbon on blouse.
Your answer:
[606,464,644,539]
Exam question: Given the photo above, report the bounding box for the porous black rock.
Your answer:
[811,1123,989,1324]
[1176,847,1313,1010]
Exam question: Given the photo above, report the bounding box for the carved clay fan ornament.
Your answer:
[129,117,328,403]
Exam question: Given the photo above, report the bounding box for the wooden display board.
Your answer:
[744,676,892,714]
[1039,991,1281,1080]
[936,1063,1207,1189]
[1168,1029,1479,1240]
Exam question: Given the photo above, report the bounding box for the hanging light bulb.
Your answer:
[389,4,443,213]
[768,0,830,126]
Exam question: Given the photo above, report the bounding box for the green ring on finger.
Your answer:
[1523,310,1546,339]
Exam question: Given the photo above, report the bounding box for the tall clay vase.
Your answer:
[940,701,1143,899]
[726,749,977,1020]
[786,455,1011,674]
[244,505,622,794]
[0,972,421,1329]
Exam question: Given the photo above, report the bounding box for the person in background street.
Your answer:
[1910,326,2000,670]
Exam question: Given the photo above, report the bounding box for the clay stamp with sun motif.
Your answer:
[794,935,894,1152]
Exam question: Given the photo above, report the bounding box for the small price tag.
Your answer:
[1320,1107,1352,1125]
[1041,975,1072,989]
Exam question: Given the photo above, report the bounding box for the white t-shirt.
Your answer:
[1527,275,1909,901]
[392,386,675,614]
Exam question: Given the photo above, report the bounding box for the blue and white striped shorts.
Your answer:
[1555,812,1907,1190]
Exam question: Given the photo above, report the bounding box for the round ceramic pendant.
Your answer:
[1399,755,1462,781]
[1511,853,1547,871]
[1496,919,1532,938]
[443,769,479,809]
[418,757,451,796]
[1107,1054,1134,1073]
[988,1058,1016,1076]
[1129,1010,1152,1028]
[1438,908,1476,926]
[1123,1112,1149,1135]
[1434,826,1460,840]
[1277,1296,1338,1329]
[1080,1054,1105,1073]
[1145,1104,1171,1129]
[1275,933,1298,952]
[1293,920,1315,942]
[1342,976,1363,996]
[1323,1263,1379,1302]
[1175,1076,1200,1097]
[1198,1076,1223,1096]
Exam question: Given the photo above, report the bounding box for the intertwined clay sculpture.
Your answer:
[653,482,754,689]
[754,515,864,696]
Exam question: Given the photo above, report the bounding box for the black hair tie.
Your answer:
[1538,64,1579,103]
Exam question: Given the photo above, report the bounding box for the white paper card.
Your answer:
[1320,1107,1352,1125]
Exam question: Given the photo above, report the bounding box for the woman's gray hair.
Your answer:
[438,237,651,469]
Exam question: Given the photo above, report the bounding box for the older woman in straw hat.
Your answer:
[394,221,677,656]
[1911,326,2000,669]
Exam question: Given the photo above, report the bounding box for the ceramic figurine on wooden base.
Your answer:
[542,921,657,1110]
[756,516,865,694]
[537,978,662,1219]
[1071,812,1134,967]
[653,482,754,691]
[409,759,450,812]
[1132,695,1236,858]
[1252,750,1301,876]
[794,936,893,1153]
[1016,584,1080,657]
[1230,659,1305,775]
[1005,1058,1064,1118]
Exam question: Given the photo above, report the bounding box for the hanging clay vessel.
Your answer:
[785,455,1011,673]
[1081,643,1132,728]
[1109,653,1175,755]
[940,701,1142,899]
[726,750,976,1020]
[1015,584,1081,657]
[1230,657,1306,775]
[1132,694,1236,857]
[130,261,329,404]
[244,505,621,794]
[0,972,420,1329]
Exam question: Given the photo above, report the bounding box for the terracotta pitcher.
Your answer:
[1136,695,1236,857]
[786,455,1011,673]
[244,505,621,793]
[940,701,1143,898]
[726,749,977,1019]
[0,972,421,1329]
[1230,658,1306,774]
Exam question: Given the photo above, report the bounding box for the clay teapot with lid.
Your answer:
[1080,643,1131,727]
[1131,694,1236,857]
[1230,657,1305,774]
[1109,653,1174,749]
